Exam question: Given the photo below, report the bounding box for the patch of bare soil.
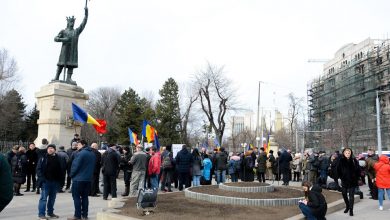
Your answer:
[119,188,342,220]
[190,185,303,199]
[224,182,269,187]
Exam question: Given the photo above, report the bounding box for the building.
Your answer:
[231,111,254,136]
[307,38,390,152]
[275,110,284,132]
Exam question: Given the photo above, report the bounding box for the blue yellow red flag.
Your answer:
[142,120,155,143]
[128,128,139,145]
[72,103,100,126]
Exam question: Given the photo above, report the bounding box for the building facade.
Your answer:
[308,38,390,152]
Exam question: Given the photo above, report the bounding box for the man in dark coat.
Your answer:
[0,154,13,213]
[101,144,120,200]
[257,147,267,183]
[120,146,132,196]
[175,145,193,191]
[89,143,101,197]
[36,144,62,219]
[25,143,38,192]
[215,147,228,184]
[66,142,78,191]
[69,140,96,220]
[365,149,379,200]
[57,146,69,192]
[279,148,293,186]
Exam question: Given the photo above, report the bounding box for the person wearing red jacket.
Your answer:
[374,155,390,211]
[148,147,161,190]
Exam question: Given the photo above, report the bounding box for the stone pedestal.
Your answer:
[34,82,88,148]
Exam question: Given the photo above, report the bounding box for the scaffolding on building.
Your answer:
[307,38,390,152]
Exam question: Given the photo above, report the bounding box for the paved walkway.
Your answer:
[326,184,390,220]
[1,177,389,220]
[271,179,390,220]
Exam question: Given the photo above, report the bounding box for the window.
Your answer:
[377,57,383,65]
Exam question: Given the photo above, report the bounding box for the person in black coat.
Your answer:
[299,181,327,220]
[11,146,28,196]
[25,143,38,192]
[279,148,293,186]
[337,147,360,216]
[175,145,193,191]
[89,143,102,197]
[120,146,132,196]
[101,144,120,199]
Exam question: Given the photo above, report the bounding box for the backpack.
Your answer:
[245,156,254,169]
[162,154,173,169]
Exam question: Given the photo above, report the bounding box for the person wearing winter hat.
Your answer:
[36,144,62,219]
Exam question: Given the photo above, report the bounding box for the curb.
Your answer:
[97,212,142,220]
[284,194,361,220]
[185,187,304,206]
[219,183,274,193]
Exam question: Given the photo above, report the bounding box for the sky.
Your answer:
[2,0,390,118]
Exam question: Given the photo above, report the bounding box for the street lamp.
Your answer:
[375,90,390,155]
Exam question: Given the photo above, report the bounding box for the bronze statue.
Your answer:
[53,6,88,85]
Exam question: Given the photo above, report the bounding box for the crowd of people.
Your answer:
[1,135,390,220]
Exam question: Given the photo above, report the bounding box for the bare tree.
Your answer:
[0,48,18,95]
[334,103,359,148]
[179,82,199,146]
[194,62,236,145]
[85,87,121,142]
[274,128,293,148]
[286,93,304,145]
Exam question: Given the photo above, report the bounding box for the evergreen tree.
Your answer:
[0,89,26,140]
[22,104,39,142]
[115,88,144,144]
[156,78,182,145]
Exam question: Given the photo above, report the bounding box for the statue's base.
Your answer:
[50,79,77,86]
[34,82,88,148]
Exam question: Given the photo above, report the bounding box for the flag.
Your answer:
[248,143,254,151]
[154,130,160,150]
[265,134,271,154]
[93,119,107,134]
[263,142,268,153]
[142,120,155,142]
[128,128,138,145]
[72,103,100,126]
[214,137,220,147]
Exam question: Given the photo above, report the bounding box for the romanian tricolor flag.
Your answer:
[93,119,107,134]
[265,134,271,154]
[142,120,155,143]
[72,103,101,127]
[128,128,138,145]
[154,130,160,150]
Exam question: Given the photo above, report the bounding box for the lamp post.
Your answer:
[256,81,262,148]
[375,90,390,155]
